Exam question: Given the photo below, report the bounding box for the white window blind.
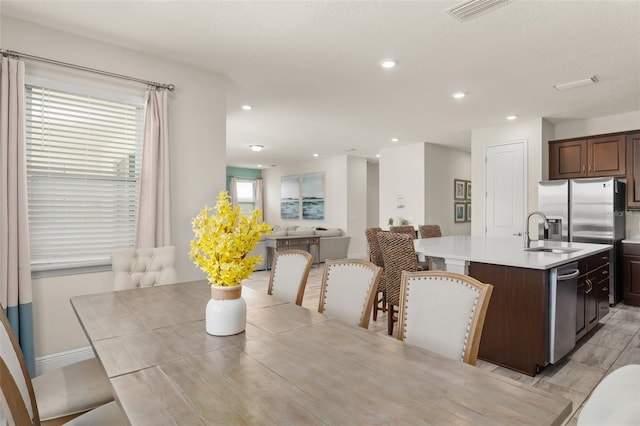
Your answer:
[236,180,256,215]
[25,81,144,272]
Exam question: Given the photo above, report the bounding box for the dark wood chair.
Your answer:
[389,225,416,238]
[376,232,419,335]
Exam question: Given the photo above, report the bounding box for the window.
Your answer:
[236,180,255,215]
[25,77,144,273]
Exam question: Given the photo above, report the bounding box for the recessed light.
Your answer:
[452,92,466,99]
[506,115,518,120]
[380,59,397,69]
[249,144,263,152]
[391,138,399,143]
[257,164,262,168]
[376,154,381,158]
[313,153,319,157]
[241,105,253,111]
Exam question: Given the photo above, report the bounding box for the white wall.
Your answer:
[553,111,640,140]
[424,144,471,236]
[366,163,380,228]
[347,156,368,258]
[262,156,348,230]
[470,118,546,236]
[379,143,426,228]
[2,17,227,356]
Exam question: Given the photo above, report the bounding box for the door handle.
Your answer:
[557,269,580,281]
[512,232,522,236]
[582,165,586,173]
[585,279,593,294]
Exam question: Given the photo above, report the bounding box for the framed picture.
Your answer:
[280,175,300,219]
[302,172,325,220]
[465,181,472,200]
[454,202,466,223]
[454,179,466,200]
[466,202,472,222]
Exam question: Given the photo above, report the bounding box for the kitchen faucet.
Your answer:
[524,211,550,248]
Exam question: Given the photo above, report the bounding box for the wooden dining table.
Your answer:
[70,280,572,425]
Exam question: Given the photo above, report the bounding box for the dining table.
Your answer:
[70,280,572,425]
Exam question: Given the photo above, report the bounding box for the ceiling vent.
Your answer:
[447,0,512,22]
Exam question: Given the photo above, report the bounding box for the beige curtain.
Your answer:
[230,176,238,206]
[255,178,264,222]
[0,56,35,375]
[135,89,171,248]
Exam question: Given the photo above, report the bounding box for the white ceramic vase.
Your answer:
[205,285,246,336]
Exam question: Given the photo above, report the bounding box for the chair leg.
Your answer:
[387,304,395,336]
[373,292,379,321]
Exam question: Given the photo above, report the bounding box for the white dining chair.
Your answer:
[111,245,178,290]
[267,249,313,305]
[0,304,126,424]
[577,364,640,426]
[318,259,382,329]
[397,271,493,365]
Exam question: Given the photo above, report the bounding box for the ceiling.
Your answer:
[2,1,639,169]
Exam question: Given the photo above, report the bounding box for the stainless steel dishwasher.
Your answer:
[549,261,580,364]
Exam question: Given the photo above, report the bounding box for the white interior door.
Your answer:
[484,140,526,238]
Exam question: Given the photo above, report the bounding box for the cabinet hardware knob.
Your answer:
[602,287,608,292]
[582,165,586,173]
[602,270,608,275]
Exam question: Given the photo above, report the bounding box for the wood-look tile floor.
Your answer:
[244,267,640,426]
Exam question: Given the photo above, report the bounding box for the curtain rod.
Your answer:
[1,49,175,91]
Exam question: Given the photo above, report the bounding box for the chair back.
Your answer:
[318,259,381,329]
[364,227,383,266]
[397,271,493,365]
[419,225,442,239]
[112,245,178,290]
[376,232,419,307]
[267,250,313,305]
[0,304,40,425]
[389,225,416,238]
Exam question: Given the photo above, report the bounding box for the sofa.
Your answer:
[251,225,350,270]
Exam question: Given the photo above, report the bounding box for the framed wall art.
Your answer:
[466,181,472,200]
[454,179,466,200]
[454,202,466,223]
[302,172,325,220]
[280,175,300,220]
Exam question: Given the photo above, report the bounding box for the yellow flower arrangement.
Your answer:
[189,191,272,287]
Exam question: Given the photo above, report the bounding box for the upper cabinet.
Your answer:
[549,134,626,180]
[625,131,640,209]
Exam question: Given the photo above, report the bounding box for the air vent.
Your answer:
[447,0,512,22]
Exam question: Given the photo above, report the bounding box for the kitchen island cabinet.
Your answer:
[415,236,612,376]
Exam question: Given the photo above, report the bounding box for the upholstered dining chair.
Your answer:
[577,364,640,426]
[111,245,178,290]
[419,224,442,239]
[267,249,313,305]
[318,259,382,329]
[364,227,387,321]
[0,304,126,425]
[397,271,493,366]
[376,232,420,335]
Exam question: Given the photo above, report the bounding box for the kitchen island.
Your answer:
[415,236,611,376]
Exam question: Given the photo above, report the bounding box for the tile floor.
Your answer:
[244,266,640,426]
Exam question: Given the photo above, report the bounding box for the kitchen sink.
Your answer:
[524,246,581,254]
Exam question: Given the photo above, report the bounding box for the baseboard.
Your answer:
[35,346,95,376]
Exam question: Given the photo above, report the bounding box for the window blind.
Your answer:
[25,83,144,271]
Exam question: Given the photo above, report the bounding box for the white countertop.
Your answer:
[414,236,611,270]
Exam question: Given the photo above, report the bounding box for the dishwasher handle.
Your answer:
[557,269,580,281]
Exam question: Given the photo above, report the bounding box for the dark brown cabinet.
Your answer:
[549,134,626,180]
[622,243,640,306]
[625,132,640,209]
[576,251,610,340]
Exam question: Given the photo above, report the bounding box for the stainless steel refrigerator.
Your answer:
[538,177,625,305]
